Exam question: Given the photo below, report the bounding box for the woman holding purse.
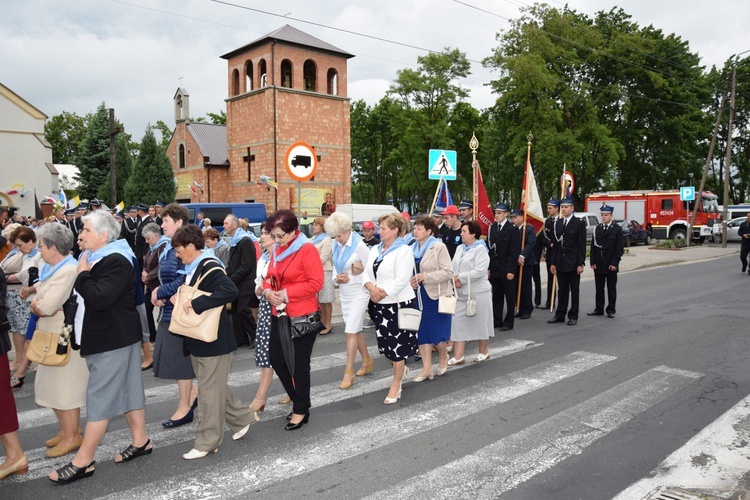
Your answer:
[169,225,253,459]
[409,216,453,381]
[324,212,372,390]
[362,213,416,404]
[449,220,493,366]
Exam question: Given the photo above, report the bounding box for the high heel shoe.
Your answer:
[339,369,355,389]
[284,412,309,430]
[437,355,448,376]
[383,388,402,405]
[10,376,24,390]
[249,397,266,413]
[162,407,194,428]
[356,356,374,376]
[0,455,28,480]
[183,448,218,460]
[413,368,435,382]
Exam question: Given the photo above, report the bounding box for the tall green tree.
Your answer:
[45,111,89,164]
[74,103,111,199]
[124,127,175,206]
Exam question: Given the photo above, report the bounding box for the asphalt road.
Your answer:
[3,253,750,499]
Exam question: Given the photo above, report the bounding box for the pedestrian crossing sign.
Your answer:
[429,149,457,180]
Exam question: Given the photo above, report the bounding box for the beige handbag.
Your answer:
[438,280,458,315]
[26,327,71,367]
[465,274,478,317]
[169,266,225,342]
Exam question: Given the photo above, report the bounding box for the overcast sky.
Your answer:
[2,0,748,145]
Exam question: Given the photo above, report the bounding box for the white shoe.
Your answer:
[473,352,491,363]
[183,448,217,460]
[447,356,465,366]
[232,423,251,441]
[384,388,402,405]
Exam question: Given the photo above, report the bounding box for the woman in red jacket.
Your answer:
[262,210,324,430]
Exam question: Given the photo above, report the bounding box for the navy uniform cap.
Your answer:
[77,202,89,210]
[510,209,524,217]
[494,202,509,212]
[431,208,443,217]
[155,200,166,207]
[600,204,614,213]
[137,203,149,211]
[64,208,75,216]
[547,198,560,208]
[458,199,473,210]
[128,206,137,212]
[560,197,575,206]
[90,198,102,207]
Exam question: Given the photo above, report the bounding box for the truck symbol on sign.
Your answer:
[291,155,312,168]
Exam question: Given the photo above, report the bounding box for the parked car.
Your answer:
[712,217,745,243]
[576,212,602,243]
[615,219,652,246]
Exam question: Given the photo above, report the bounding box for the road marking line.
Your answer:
[368,365,701,499]
[96,350,610,500]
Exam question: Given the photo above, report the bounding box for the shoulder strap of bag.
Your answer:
[413,262,422,310]
[191,263,225,289]
[438,277,458,297]
[467,273,472,300]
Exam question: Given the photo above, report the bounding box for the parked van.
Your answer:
[575,211,602,242]
[334,204,400,224]
[182,203,267,229]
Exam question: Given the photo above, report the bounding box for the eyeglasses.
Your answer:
[270,232,288,240]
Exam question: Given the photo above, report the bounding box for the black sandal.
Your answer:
[49,461,95,484]
[10,376,24,390]
[115,439,152,463]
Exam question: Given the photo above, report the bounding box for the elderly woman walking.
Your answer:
[32,223,88,458]
[48,210,149,484]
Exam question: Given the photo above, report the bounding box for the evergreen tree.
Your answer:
[98,133,134,205]
[75,103,110,200]
[125,126,176,206]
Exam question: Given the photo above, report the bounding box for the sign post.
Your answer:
[680,186,695,247]
[428,150,457,181]
[285,141,318,218]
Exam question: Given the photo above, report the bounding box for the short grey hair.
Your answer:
[82,210,120,244]
[37,223,74,256]
[324,212,352,236]
[141,222,162,240]
[224,214,239,226]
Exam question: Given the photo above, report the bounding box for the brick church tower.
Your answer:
[219,25,354,213]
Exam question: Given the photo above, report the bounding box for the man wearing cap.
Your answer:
[361,220,380,247]
[432,208,447,236]
[154,201,165,227]
[488,203,520,330]
[510,209,536,319]
[458,200,474,222]
[440,205,463,259]
[119,206,140,252]
[538,199,560,309]
[588,204,624,318]
[548,197,586,325]
[90,198,103,210]
[134,203,153,262]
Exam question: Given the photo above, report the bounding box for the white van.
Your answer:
[575,212,602,242]
[334,204,400,223]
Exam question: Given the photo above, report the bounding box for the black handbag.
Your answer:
[289,313,324,338]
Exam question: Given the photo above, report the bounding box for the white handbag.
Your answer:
[465,274,477,317]
[398,263,423,331]
[438,280,458,315]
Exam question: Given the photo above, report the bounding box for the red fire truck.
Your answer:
[585,190,721,243]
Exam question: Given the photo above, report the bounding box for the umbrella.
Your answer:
[276,306,296,388]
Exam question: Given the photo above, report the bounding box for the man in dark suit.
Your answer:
[510,209,536,319]
[223,214,258,348]
[587,204,625,318]
[548,197,586,326]
[537,198,560,310]
[119,206,139,252]
[739,214,750,274]
[488,203,520,331]
[134,203,152,263]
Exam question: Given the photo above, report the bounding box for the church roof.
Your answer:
[186,122,228,167]
[221,24,354,60]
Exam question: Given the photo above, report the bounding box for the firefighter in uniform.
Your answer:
[588,204,624,318]
[538,198,560,310]
[488,203,520,330]
[547,197,586,326]
[510,209,536,319]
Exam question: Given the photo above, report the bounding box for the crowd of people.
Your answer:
[0,194,625,484]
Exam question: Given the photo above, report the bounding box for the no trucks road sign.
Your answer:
[285,142,318,182]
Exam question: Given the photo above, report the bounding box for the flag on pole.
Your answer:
[472,160,494,236]
[58,188,67,208]
[6,184,23,195]
[189,185,198,198]
[44,195,57,204]
[115,201,125,213]
[561,170,574,199]
[193,180,204,193]
[34,191,43,219]
[67,195,80,210]
[521,158,545,234]
[435,179,453,210]
[258,175,278,189]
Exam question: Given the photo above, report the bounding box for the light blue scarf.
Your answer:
[412,236,437,260]
[229,228,257,247]
[25,247,39,259]
[150,235,170,253]
[461,239,488,254]
[272,232,309,264]
[158,240,173,263]
[332,232,361,274]
[375,237,407,263]
[88,239,136,267]
[39,254,76,282]
[3,248,19,260]
[401,234,415,245]
[178,252,222,276]
[311,232,329,245]
[214,238,228,251]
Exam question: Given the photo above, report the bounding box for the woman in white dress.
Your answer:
[324,212,372,389]
[311,217,334,334]
[449,220,494,366]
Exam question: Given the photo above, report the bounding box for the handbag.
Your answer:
[26,327,71,367]
[465,274,478,317]
[169,266,225,342]
[438,280,458,315]
[289,312,324,338]
[398,263,423,331]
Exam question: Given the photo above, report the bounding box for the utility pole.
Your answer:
[105,108,121,208]
[722,63,737,248]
